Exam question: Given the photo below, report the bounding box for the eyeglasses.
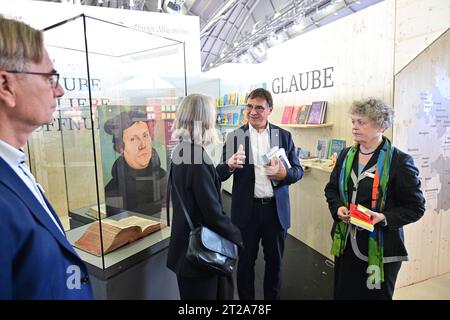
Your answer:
[246,103,268,114]
[6,70,60,89]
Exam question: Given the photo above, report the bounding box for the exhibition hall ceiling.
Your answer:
[38,0,382,71]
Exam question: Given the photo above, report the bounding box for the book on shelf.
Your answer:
[295,147,311,159]
[85,204,107,220]
[349,203,374,232]
[327,139,346,159]
[316,139,329,159]
[306,101,327,124]
[289,106,300,124]
[296,105,311,124]
[238,92,248,105]
[320,101,327,123]
[281,106,294,124]
[240,107,248,125]
[74,216,162,256]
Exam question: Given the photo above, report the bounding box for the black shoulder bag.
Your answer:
[168,164,238,275]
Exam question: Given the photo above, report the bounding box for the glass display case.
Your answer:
[32,14,186,274]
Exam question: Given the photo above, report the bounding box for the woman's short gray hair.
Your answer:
[350,98,394,129]
[172,93,219,146]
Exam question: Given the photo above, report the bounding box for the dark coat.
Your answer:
[167,142,243,277]
[216,123,304,231]
[324,137,426,259]
[105,149,166,216]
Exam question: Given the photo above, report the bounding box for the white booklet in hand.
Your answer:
[260,146,291,169]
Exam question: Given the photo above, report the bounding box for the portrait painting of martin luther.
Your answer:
[103,110,167,217]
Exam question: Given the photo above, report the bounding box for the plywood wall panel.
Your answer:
[395,0,450,74]
[393,28,450,287]
[264,0,395,258]
[265,0,395,158]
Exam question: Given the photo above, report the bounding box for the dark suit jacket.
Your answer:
[166,142,243,277]
[216,123,304,231]
[0,158,93,299]
[324,137,426,260]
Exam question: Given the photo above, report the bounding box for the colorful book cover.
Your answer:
[316,139,328,159]
[327,139,346,159]
[306,101,324,124]
[296,105,311,124]
[320,101,327,123]
[349,203,374,232]
[281,106,294,124]
[289,106,300,124]
[232,113,239,125]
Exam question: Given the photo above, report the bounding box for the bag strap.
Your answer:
[167,163,195,231]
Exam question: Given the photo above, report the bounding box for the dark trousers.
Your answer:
[334,241,402,300]
[237,201,286,300]
[177,274,234,300]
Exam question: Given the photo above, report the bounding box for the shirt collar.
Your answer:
[0,139,26,166]
[248,122,270,135]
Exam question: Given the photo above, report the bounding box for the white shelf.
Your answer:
[277,123,333,128]
[216,104,245,108]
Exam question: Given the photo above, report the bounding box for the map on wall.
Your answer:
[394,29,450,215]
[408,68,450,213]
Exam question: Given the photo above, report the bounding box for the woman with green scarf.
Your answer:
[324,98,425,300]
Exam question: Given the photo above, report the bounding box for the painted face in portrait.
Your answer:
[246,97,272,131]
[351,114,384,145]
[122,121,152,169]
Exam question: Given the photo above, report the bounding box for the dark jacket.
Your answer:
[167,142,243,277]
[216,123,303,231]
[105,149,167,217]
[324,137,426,260]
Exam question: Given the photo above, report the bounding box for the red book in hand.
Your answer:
[349,203,374,232]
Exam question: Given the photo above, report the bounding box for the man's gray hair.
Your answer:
[0,16,43,71]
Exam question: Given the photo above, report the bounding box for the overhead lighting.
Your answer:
[166,0,185,13]
[200,0,238,34]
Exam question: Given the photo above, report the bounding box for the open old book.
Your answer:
[74,216,162,256]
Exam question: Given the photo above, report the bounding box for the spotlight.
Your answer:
[167,1,181,11]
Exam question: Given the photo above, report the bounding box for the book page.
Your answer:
[74,222,122,256]
[105,216,160,231]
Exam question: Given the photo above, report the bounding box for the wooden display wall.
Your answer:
[260,0,396,261]
[259,0,450,287]
[393,28,450,287]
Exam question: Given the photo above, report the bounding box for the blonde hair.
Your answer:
[172,93,219,147]
[0,16,43,70]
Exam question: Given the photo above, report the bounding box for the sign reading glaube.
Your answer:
[271,66,334,94]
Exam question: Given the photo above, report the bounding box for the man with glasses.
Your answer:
[217,88,303,299]
[0,16,92,299]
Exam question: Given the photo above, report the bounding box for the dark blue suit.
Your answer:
[0,158,93,299]
[217,123,303,299]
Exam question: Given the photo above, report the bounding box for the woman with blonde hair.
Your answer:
[167,93,243,300]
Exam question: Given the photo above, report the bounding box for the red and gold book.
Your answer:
[349,203,374,232]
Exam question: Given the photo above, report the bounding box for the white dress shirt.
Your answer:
[0,139,64,235]
[248,122,274,198]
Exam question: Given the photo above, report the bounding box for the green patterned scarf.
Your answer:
[330,138,394,284]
